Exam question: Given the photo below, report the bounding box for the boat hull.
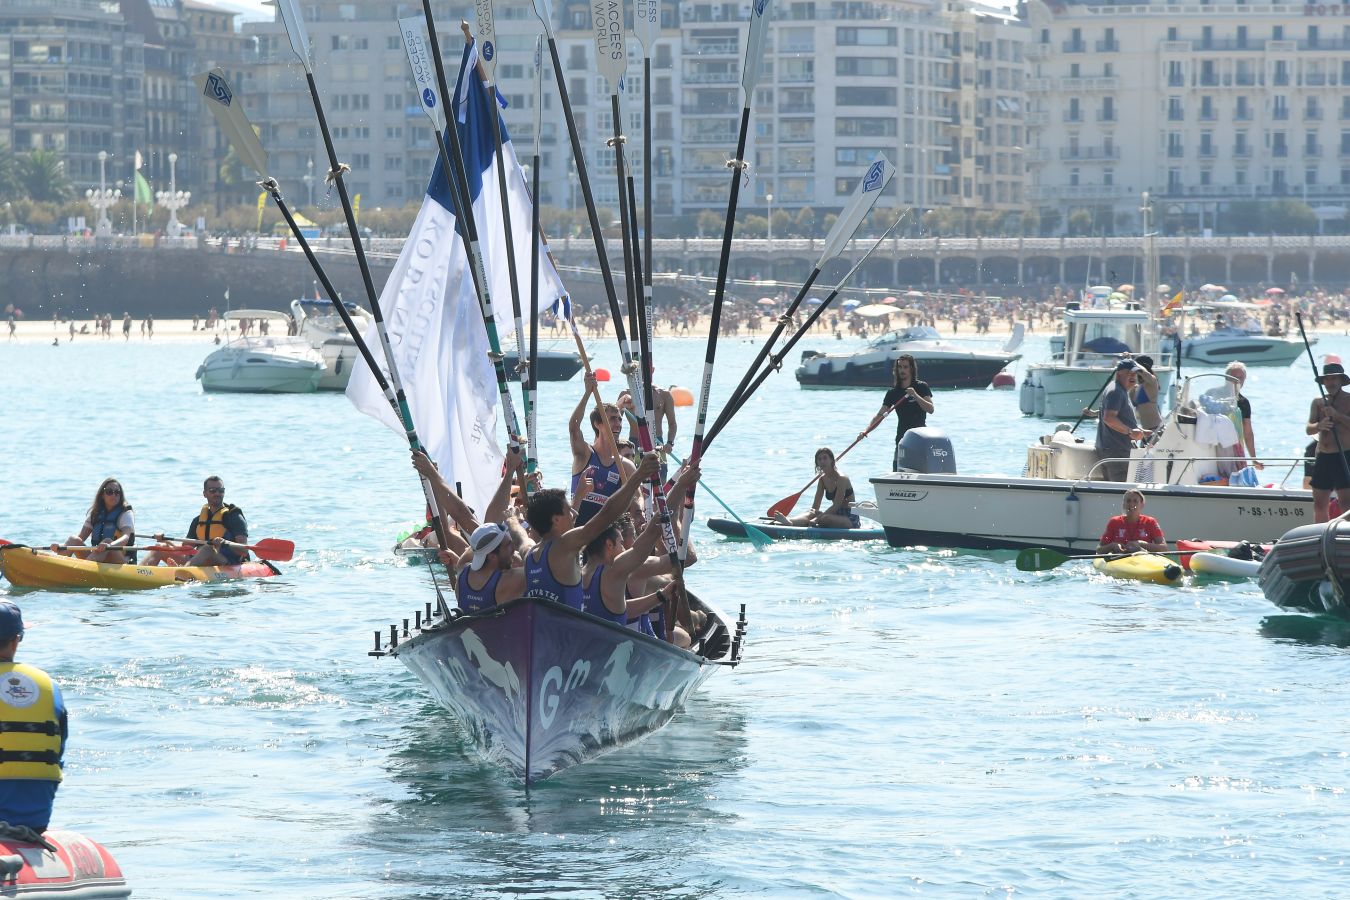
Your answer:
[706,517,886,541]
[0,546,280,590]
[0,829,130,898]
[1181,334,1307,366]
[197,354,322,393]
[503,349,583,382]
[317,338,356,390]
[1019,364,1174,419]
[796,348,1016,388]
[868,472,1312,554]
[392,596,731,784]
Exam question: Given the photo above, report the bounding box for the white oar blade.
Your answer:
[275,0,313,72]
[476,0,499,82]
[398,16,448,133]
[817,154,894,267]
[591,0,628,92]
[531,0,555,34]
[633,0,659,52]
[192,70,268,179]
[741,0,772,94]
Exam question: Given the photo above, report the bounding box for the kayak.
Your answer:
[706,517,887,542]
[0,545,280,590]
[1092,552,1184,585]
[1190,550,1262,580]
[1176,539,1272,571]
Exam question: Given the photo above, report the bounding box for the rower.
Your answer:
[1097,489,1167,555]
[523,452,659,609]
[862,354,934,470]
[410,442,531,565]
[455,521,529,613]
[569,372,636,526]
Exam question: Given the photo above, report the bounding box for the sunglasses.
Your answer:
[205,486,225,494]
[103,487,122,495]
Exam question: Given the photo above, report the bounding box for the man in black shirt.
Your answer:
[863,354,935,469]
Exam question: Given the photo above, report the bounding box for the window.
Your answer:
[1199,131,1213,156]
[1168,97,1183,121]
[835,117,896,136]
[1307,167,1318,185]
[836,27,896,46]
[836,87,895,106]
[1167,132,1183,158]
[1168,168,1182,192]
[836,57,895,77]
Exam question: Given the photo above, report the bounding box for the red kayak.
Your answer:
[1176,539,1273,571]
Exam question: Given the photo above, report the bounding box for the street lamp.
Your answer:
[766,191,774,241]
[303,157,316,208]
[155,152,191,237]
[84,150,121,238]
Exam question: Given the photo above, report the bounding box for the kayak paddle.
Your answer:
[1015,546,1185,572]
[766,410,890,519]
[153,537,295,562]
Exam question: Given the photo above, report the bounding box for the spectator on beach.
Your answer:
[122,313,131,340]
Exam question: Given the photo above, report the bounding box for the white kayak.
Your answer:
[1189,551,1262,579]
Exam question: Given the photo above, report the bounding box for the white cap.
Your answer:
[468,522,509,571]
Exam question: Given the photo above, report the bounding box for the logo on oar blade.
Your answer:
[203,72,232,106]
[863,159,885,192]
[422,87,437,108]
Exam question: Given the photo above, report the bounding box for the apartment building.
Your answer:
[1024,0,1350,231]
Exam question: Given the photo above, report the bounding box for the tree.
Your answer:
[696,209,721,237]
[1066,208,1094,236]
[1039,209,1062,236]
[972,210,1004,237]
[1019,208,1041,236]
[769,209,792,238]
[739,214,768,238]
[793,206,815,237]
[0,145,19,201]
[17,150,71,203]
[1266,198,1316,235]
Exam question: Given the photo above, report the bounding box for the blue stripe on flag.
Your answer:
[426,43,511,217]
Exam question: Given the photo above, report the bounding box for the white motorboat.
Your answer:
[1179,302,1308,366]
[872,373,1311,554]
[196,310,324,394]
[1018,301,1174,418]
[290,298,372,390]
[796,323,1023,388]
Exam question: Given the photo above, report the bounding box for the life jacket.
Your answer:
[0,663,63,782]
[90,503,134,563]
[191,503,241,542]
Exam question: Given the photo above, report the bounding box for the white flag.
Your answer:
[346,42,567,516]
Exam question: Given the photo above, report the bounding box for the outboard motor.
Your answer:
[895,426,956,474]
[1259,519,1350,615]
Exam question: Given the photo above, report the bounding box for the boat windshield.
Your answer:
[1178,373,1240,418]
[872,325,941,346]
[1067,318,1143,362]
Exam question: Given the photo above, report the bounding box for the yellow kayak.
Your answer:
[1092,552,1183,586]
[0,546,279,590]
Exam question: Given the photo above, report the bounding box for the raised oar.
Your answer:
[678,0,774,562]
[1298,311,1350,485]
[526,35,544,482]
[765,409,891,519]
[399,15,525,452]
[633,0,659,365]
[192,68,456,561]
[1014,546,1185,572]
[705,209,907,447]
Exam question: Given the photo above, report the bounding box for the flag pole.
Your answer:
[399,13,525,453]
[191,68,458,575]
[677,0,773,559]
[463,16,532,443]
[527,35,544,482]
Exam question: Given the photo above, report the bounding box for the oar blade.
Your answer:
[817,155,894,267]
[276,0,314,72]
[1015,547,1070,572]
[193,70,268,179]
[766,492,802,519]
[250,538,295,562]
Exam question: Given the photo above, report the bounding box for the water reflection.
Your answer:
[1261,613,1350,647]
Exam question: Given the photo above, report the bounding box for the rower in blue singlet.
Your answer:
[523,539,585,609]
[455,522,525,613]
[569,372,637,526]
[570,450,624,527]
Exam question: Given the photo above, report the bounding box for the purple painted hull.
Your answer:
[393,596,736,784]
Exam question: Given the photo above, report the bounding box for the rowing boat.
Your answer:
[1092,552,1183,585]
[706,517,885,542]
[0,545,280,590]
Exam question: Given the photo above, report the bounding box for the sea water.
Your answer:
[3,329,1349,898]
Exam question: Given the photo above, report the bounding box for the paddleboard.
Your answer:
[1092,552,1184,585]
[1189,551,1262,579]
[1176,539,1272,571]
[706,517,886,542]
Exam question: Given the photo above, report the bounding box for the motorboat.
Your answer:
[290,298,372,390]
[503,347,584,382]
[1179,301,1308,366]
[795,324,1023,388]
[871,373,1312,554]
[0,826,130,897]
[1018,301,1174,418]
[196,309,324,393]
[375,593,745,785]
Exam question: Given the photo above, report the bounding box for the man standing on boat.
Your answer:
[863,354,935,469]
[1094,358,1147,482]
[1306,362,1350,523]
[0,602,66,835]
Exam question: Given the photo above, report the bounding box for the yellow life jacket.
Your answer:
[191,503,241,542]
[0,663,63,782]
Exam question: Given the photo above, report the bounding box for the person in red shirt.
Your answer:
[1097,489,1168,554]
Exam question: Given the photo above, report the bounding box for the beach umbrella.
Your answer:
[852,304,900,319]
[1220,293,1238,303]
[804,297,824,306]
[1088,285,1112,293]
[881,296,899,304]
[1266,287,1285,295]
[1156,284,1171,293]
[757,297,776,306]
[1200,283,1225,293]
[1116,284,1134,293]
[905,290,925,298]
[841,299,862,310]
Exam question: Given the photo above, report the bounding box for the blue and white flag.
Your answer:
[347,43,567,517]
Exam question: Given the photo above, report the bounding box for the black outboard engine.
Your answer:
[895,426,956,474]
[1259,519,1350,615]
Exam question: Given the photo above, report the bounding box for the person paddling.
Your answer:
[569,372,636,526]
[523,452,660,609]
[0,602,67,836]
[1306,361,1350,523]
[773,448,859,529]
[51,478,135,564]
[862,354,934,469]
[147,476,250,568]
[1097,489,1167,555]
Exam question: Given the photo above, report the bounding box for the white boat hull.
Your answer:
[1019,364,1174,419]
[869,471,1312,554]
[317,338,356,391]
[197,343,324,394]
[1181,332,1308,366]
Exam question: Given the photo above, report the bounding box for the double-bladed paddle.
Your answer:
[1014,546,1184,572]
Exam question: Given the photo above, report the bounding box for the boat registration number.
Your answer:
[1235,505,1307,518]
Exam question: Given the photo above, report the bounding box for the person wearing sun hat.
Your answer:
[1307,361,1350,523]
[0,602,67,834]
[1094,357,1147,482]
[454,521,528,614]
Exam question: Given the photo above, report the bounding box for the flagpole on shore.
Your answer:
[677,0,773,560]
[191,67,458,572]
[403,10,525,456]
[464,15,531,441]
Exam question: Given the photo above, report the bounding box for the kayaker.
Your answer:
[1097,489,1168,555]
[862,354,934,469]
[569,372,636,526]
[772,447,860,529]
[51,478,135,564]
[182,477,249,567]
[1306,362,1350,523]
[523,452,659,609]
[0,602,67,835]
[1094,358,1146,482]
[581,462,701,645]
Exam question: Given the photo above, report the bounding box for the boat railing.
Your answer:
[1071,455,1309,491]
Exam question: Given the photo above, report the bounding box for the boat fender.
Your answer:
[1063,490,1081,541]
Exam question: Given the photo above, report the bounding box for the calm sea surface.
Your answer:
[3,326,1349,898]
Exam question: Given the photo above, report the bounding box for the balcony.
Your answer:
[1305,74,1329,86]
[1062,111,1083,123]
[683,70,737,84]
[685,130,736,144]
[684,42,739,56]
[1060,147,1119,161]
[653,126,674,140]
[1096,39,1119,52]
[1307,108,1323,120]
[1025,110,1048,127]
[1198,145,1216,159]
[681,104,735,115]
[1273,108,1289,120]
[1235,146,1251,157]
[1061,40,1086,53]
[1161,41,1192,53]
[1167,75,1185,88]
[1025,77,1051,93]
[1096,111,1116,123]
[1063,75,1119,92]
[780,41,815,53]
[779,103,814,113]
[1025,42,1048,60]
[654,92,674,105]
[1199,74,1219,87]
[1306,144,1324,156]
[780,71,813,83]
[1235,73,1258,86]
[1273,145,1289,157]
